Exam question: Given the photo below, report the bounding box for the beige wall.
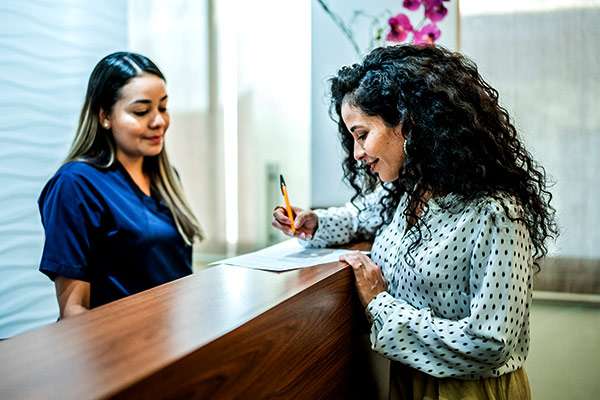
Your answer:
[527,300,600,399]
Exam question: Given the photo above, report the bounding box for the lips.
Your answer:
[145,135,163,144]
[365,159,379,172]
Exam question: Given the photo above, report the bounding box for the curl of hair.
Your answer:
[330,45,557,270]
[65,51,203,244]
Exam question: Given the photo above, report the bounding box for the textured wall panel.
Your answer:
[461,6,600,258]
[0,0,127,337]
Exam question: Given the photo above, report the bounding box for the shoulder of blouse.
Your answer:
[428,192,524,220]
[56,160,108,179]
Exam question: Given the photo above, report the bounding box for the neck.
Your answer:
[116,151,144,177]
[116,151,152,196]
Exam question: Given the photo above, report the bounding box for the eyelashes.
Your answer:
[132,107,168,117]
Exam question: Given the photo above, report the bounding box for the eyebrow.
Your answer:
[129,94,168,105]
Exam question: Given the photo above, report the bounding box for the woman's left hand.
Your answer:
[340,251,387,308]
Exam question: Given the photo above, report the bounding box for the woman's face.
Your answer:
[103,73,169,163]
[341,102,405,182]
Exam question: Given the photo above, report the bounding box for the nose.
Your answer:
[353,140,366,161]
[150,111,167,129]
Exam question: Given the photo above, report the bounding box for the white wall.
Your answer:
[235,0,311,247]
[127,0,217,252]
[130,0,311,254]
[0,0,128,337]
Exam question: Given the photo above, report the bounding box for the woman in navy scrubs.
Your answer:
[38,52,203,318]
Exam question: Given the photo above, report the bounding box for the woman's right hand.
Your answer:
[272,206,318,240]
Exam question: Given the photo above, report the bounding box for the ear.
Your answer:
[99,108,111,130]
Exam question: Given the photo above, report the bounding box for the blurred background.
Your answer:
[0,1,598,398]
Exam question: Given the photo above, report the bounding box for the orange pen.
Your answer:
[279,174,296,234]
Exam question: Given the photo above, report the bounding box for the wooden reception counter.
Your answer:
[0,258,374,399]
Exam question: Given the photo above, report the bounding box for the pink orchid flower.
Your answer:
[424,0,448,22]
[386,13,413,42]
[413,23,441,45]
[402,0,422,11]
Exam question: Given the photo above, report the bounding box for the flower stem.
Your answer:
[316,0,362,57]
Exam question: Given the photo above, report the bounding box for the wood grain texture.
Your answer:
[115,267,360,399]
[0,254,373,399]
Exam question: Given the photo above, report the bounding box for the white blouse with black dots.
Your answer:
[300,189,533,379]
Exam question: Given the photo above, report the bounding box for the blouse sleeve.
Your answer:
[299,187,387,248]
[38,171,104,281]
[365,203,533,378]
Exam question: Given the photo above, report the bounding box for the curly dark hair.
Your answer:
[329,45,557,268]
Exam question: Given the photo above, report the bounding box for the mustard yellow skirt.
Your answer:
[390,362,531,400]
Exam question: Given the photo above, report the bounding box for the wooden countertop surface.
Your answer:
[0,257,366,399]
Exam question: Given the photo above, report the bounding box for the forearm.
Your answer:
[366,292,515,376]
[300,207,356,248]
[60,303,89,319]
[300,188,386,248]
[55,277,90,319]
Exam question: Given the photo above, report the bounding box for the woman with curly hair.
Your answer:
[273,45,557,399]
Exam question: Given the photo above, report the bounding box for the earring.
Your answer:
[103,121,110,129]
[403,139,409,157]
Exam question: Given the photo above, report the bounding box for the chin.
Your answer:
[378,173,398,182]
[377,165,401,182]
[144,145,164,157]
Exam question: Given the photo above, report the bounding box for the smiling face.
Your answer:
[341,101,405,182]
[101,73,169,164]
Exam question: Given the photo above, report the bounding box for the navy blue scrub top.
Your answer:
[38,161,192,308]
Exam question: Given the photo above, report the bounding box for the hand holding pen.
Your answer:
[272,174,319,239]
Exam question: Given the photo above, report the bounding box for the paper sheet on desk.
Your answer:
[215,239,368,272]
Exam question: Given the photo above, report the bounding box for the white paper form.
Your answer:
[215,239,367,272]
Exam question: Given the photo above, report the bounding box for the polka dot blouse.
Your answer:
[301,189,533,379]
